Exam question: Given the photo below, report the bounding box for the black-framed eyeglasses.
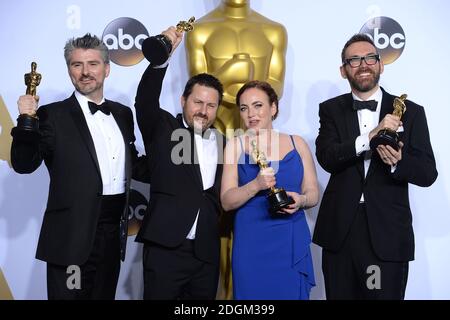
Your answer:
[343,54,380,68]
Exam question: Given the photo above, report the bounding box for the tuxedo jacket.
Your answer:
[11,94,148,266]
[313,88,437,262]
[134,65,224,264]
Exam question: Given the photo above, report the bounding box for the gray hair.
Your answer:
[64,33,109,66]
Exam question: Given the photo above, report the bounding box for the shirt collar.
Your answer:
[352,87,382,103]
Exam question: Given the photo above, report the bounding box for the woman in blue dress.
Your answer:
[221,80,319,299]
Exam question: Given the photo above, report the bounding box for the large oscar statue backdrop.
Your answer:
[185,0,287,299]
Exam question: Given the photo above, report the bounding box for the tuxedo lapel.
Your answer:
[69,95,102,179]
[175,114,204,190]
[192,138,204,190]
[367,88,395,179]
[379,88,394,123]
[343,94,364,178]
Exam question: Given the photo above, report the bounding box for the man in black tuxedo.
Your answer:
[135,26,225,300]
[10,34,148,299]
[314,34,438,299]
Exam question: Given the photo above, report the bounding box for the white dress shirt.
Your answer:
[75,91,126,195]
[184,118,218,239]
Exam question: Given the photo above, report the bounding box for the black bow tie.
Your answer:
[88,101,110,115]
[352,100,378,111]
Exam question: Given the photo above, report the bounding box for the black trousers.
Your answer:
[143,239,219,300]
[322,203,409,300]
[46,194,125,300]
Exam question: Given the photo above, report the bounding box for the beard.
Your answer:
[346,66,381,93]
[183,111,211,133]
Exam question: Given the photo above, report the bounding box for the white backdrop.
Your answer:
[1,0,449,300]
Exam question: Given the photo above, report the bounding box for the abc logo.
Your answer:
[102,17,149,67]
[360,16,406,65]
[127,189,147,236]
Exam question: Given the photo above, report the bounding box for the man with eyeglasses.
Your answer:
[313,33,437,299]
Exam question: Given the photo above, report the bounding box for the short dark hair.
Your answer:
[64,33,109,66]
[236,80,279,120]
[182,73,224,105]
[341,33,378,64]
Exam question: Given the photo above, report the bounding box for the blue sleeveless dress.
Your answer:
[232,136,315,300]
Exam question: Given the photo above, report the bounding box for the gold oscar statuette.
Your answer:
[25,61,42,99]
[176,17,195,33]
[13,62,42,139]
[142,17,196,65]
[251,140,294,215]
[370,94,407,151]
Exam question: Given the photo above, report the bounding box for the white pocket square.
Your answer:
[397,126,404,132]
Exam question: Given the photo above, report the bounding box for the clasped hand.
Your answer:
[369,114,403,166]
